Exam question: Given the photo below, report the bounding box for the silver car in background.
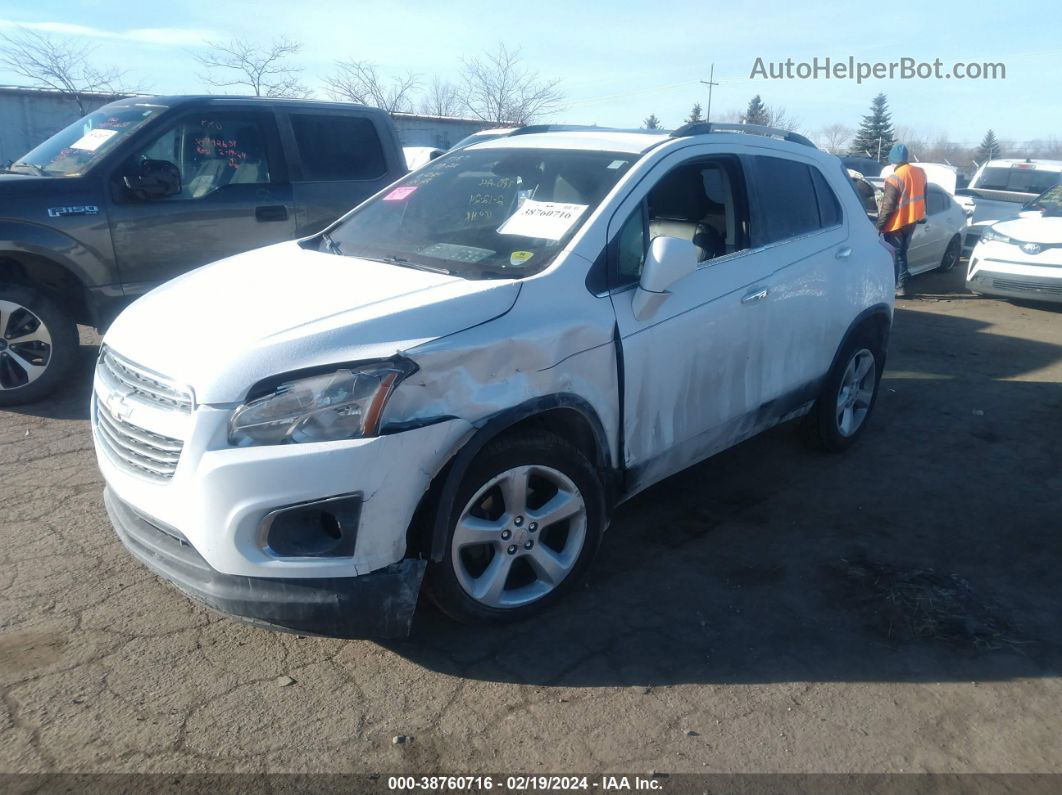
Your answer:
[853,177,966,277]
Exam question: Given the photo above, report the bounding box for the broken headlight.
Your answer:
[229,361,413,446]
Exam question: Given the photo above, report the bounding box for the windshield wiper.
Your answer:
[9,162,47,176]
[364,254,451,275]
[321,232,343,255]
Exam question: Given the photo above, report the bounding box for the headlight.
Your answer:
[981,228,1013,245]
[229,360,414,447]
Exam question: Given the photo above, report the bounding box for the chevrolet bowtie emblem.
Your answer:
[106,389,134,420]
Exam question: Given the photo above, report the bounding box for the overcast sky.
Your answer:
[1,0,1059,145]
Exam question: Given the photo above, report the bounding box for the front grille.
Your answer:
[992,278,1062,295]
[98,347,192,412]
[94,397,184,480]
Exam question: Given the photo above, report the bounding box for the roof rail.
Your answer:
[671,122,817,149]
[508,123,646,136]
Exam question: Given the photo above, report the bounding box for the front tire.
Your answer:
[802,329,884,452]
[0,286,78,406]
[937,236,961,273]
[424,430,605,624]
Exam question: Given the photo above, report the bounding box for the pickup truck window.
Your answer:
[327,147,635,279]
[973,167,1059,195]
[289,114,386,181]
[10,105,163,177]
[130,113,271,200]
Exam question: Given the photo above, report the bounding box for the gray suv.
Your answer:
[0,95,406,404]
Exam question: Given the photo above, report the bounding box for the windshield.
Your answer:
[1028,185,1062,217]
[972,166,1060,196]
[326,147,637,279]
[10,104,165,177]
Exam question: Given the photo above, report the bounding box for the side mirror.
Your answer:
[124,159,181,200]
[632,236,699,320]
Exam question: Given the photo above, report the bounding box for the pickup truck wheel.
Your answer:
[0,287,78,406]
[802,330,883,452]
[425,430,604,624]
[936,236,961,273]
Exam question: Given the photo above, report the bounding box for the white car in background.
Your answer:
[852,175,966,277]
[403,146,444,171]
[959,158,1062,258]
[905,184,967,276]
[882,162,960,195]
[967,185,1062,304]
[449,127,520,150]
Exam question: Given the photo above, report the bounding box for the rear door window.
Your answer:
[810,168,843,227]
[752,157,822,244]
[926,188,949,215]
[289,114,386,181]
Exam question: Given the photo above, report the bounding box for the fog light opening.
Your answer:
[262,495,360,558]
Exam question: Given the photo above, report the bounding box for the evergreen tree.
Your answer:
[643,113,661,130]
[977,129,1001,161]
[850,93,896,162]
[742,95,769,126]
[685,103,703,124]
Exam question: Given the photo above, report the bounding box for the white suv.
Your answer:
[92,123,895,637]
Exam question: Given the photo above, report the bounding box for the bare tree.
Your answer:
[817,123,853,153]
[767,105,801,132]
[460,44,563,124]
[419,76,464,117]
[193,37,308,98]
[325,60,420,113]
[0,28,129,115]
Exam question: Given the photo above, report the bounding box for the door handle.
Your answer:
[835,246,853,259]
[255,205,288,222]
[741,287,768,305]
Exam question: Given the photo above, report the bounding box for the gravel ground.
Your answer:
[1,267,1060,775]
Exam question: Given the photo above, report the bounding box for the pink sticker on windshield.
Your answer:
[383,186,418,201]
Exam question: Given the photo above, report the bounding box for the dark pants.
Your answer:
[884,225,915,287]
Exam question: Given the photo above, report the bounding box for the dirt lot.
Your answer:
[1,268,1060,775]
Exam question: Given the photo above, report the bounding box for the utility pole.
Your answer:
[699,64,718,123]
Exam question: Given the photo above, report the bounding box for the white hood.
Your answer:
[104,241,520,403]
[991,214,1062,245]
[882,162,957,194]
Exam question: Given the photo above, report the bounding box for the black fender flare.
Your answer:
[426,393,613,562]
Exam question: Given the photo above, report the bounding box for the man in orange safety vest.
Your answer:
[876,143,927,297]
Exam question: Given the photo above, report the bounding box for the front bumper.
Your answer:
[105,487,426,637]
[966,243,1062,304]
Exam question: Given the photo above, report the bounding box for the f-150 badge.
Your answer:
[47,205,100,218]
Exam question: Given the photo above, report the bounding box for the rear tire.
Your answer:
[802,328,884,452]
[424,430,605,624]
[0,285,78,406]
[937,236,961,273]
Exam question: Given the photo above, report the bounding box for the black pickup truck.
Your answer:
[0,95,407,404]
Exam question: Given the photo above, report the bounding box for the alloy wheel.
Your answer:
[452,464,587,609]
[835,348,876,437]
[0,299,53,391]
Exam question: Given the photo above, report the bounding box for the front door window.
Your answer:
[130,114,271,200]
